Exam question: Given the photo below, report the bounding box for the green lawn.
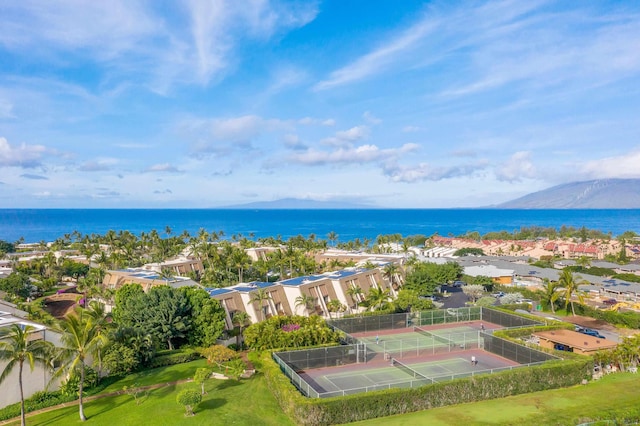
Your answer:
[349,373,640,425]
[10,360,293,426]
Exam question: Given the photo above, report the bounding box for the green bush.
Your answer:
[574,304,640,329]
[259,351,592,425]
[244,315,342,351]
[0,391,76,421]
[146,348,201,369]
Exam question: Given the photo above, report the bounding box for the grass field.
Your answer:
[7,358,640,425]
[349,373,640,425]
[7,358,293,426]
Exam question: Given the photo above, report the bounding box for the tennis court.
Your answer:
[299,348,521,397]
[274,308,554,398]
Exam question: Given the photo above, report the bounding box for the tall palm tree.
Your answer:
[248,289,272,321]
[55,308,108,421]
[231,311,251,349]
[327,300,345,319]
[0,324,54,426]
[540,278,560,314]
[383,263,401,290]
[84,301,112,381]
[346,285,364,313]
[558,269,582,316]
[294,293,317,315]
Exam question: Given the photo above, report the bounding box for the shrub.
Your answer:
[146,348,201,369]
[176,389,202,416]
[259,351,591,425]
[244,315,341,350]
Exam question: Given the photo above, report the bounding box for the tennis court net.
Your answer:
[414,326,456,347]
[390,358,431,381]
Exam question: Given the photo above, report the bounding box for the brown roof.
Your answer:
[534,329,617,351]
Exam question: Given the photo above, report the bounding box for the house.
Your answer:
[533,329,617,355]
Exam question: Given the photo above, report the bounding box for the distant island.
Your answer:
[221,197,375,209]
[496,179,640,209]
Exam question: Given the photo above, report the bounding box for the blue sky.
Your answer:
[1,0,639,208]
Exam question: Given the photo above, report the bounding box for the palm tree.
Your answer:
[248,289,272,321]
[383,263,401,290]
[294,293,317,315]
[346,285,364,313]
[55,307,108,421]
[367,287,390,311]
[327,300,345,319]
[231,311,251,349]
[0,324,54,426]
[84,301,112,381]
[558,269,582,316]
[540,278,560,314]
[327,231,338,247]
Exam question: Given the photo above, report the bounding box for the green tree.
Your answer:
[540,279,561,314]
[55,308,108,421]
[0,324,54,426]
[393,289,432,312]
[248,288,272,321]
[327,299,345,319]
[193,367,212,395]
[144,286,191,350]
[231,311,251,349]
[383,263,401,290]
[294,293,316,315]
[176,389,202,417]
[0,272,32,300]
[367,287,391,311]
[558,269,582,316]
[346,285,364,313]
[181,287,225,347]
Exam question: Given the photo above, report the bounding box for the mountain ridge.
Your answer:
[496,179,640,208]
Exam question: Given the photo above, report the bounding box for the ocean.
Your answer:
[1,209,639,244]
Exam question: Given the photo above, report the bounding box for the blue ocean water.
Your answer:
[0,209,639,243]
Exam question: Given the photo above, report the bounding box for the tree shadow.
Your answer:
[198,397,227,412]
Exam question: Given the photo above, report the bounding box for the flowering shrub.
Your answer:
[281,324,300,332]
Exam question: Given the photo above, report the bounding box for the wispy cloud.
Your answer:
[20,173,48,180]
[289,143,418,166]
[145,163,183,173]
[0,1,319,92]
[0,137,48,168]
[383,160,488,183]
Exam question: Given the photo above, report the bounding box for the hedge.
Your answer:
[0,391,77,421]
[146,348,201,369]
[259,351,592,425]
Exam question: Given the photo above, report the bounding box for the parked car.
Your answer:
[602,298,618,305]
[492,292,505,298]
[575,326,605,339]
[452,281,466,287]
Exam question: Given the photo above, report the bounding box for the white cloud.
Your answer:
[314,13,436,90]
[321,126,370,147]
[298,117,336,126]
[363,111,382,124]
[0,1,319,91]
[0,137,48,168]
[184,114,286,156]
[383,160,488,183]
[145,163,183,173]
[402,126,420,133]
[581,150,640,179]
[289,143,418,166]
[495,151,537,182]
[283,134,307,150]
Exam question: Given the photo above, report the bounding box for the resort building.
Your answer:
[145,257,204,276]
[102,268,198,292]
[207,268,391,329]
[0,307,63,408]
